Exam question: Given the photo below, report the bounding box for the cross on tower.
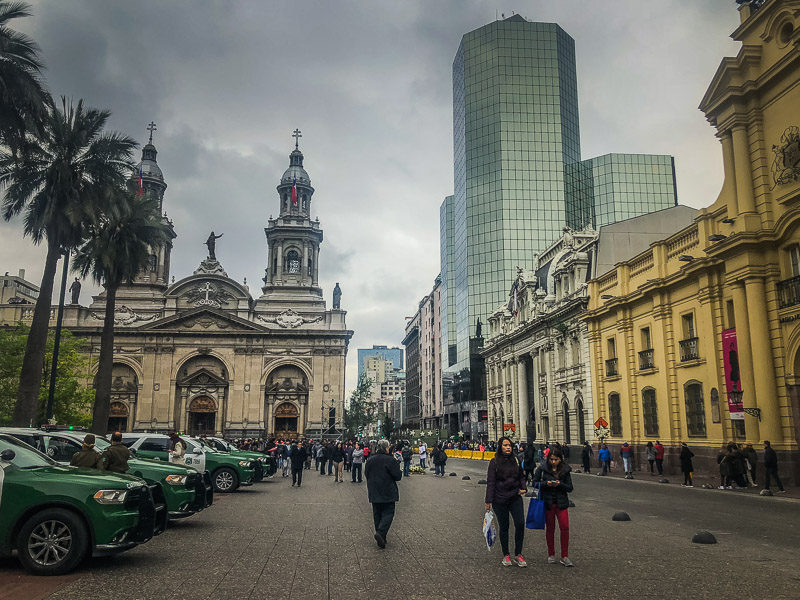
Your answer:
[292,128,302,150]
[199,282,214,302]
[147,121,157,144]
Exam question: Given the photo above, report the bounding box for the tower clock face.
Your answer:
[288,259,300,274]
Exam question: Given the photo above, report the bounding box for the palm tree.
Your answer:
[0,1,51,145]
[0,97,136,427]
[74,191,171,434]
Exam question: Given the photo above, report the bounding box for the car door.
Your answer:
[181,439,206,472]
[41,434,83,464]
[134,437,171,461]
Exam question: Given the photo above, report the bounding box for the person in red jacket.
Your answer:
[654,441,665,476]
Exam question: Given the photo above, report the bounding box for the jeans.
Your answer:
[420,457,427,469]
[372,502,396,540]
[292,466,303,486]
[545,506,570,558]
[434,463,445,476]
[403,460,411,477]
[334,461,344,481]
[352,463,363,482]
[655,458,664,475]
[622,457,633,474]
[328,460,333,475]
[683,471,693,485]
[492,496,525,557]
[648,459,655,474]
[765,466,784,491]
[602,460,610,475]
[319,459,327,474]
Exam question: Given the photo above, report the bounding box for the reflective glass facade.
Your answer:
[440,195,457,367]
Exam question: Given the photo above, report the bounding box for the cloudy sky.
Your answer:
[4,0,742,392]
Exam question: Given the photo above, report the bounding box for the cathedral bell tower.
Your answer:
[259,130,324,307]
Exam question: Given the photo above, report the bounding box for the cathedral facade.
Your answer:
[1,132,353,439]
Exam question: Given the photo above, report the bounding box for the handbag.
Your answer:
[526,483,546,530]
[483,510,498,551]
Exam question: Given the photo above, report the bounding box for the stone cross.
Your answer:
[147,121,157,144]
[293,128,302,150]
[199,282,214,302]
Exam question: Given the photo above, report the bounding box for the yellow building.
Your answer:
[583,0,800,482]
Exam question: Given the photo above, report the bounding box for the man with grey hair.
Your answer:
[365,439,403,548]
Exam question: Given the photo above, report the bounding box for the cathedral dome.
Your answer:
[281,149,311,185]
[138,143,163,179]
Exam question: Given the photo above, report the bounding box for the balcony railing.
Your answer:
[679,337,700,362]
[778,275,800,308]
[605,358,619,377]
[638,348,655,370]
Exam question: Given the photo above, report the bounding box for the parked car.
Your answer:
[0,433,166,575]
[0,428,213,520]
[123,433,259,493]
[196,436,276,477]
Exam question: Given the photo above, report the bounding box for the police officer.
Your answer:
[102,431,130,473]
[70,434,103,469]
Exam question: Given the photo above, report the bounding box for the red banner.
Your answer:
[503,424,516,432]
[722,328,744,420]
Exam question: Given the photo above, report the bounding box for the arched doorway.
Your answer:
[188,396,217,435]
[274,402,299,439]
[108,402,129,432]
[576,398,585,443]
[562,401,571,445]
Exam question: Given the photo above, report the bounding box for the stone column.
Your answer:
[731,282,760,441]
[265,399,273,438]
[312,246,320,286]
[530,350,539,441]
[517,358,528,441]
[744,277,782,442]
[719,130,738,217]
[276,242,284,281]
[302,242,310,284]
[731,125,756,215]
[500,362,507,431]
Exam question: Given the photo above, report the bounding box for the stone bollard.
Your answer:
[478,479,487,485]
[612,512,631,521]
[659,478,670,484]
[760,489,773,497]
[692,531,717,544]
[449,472,457,476]
[462,475,471,480]
[701,483,714,489]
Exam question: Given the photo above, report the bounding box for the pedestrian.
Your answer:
[561,443,570,465]
[580,441,593,474]
[168,431,186,466]
[679,443,694,487]
[533,448,574,567]
[332,442,345,482]
[345,442,353,472]
[717,445,732,489]
[305,441,313,470]
[597,443,611,476]
[290,441,308,487]
[432,443,448,476]
[743,442,758,487]
[102,431,131,473]
[538,444,545,463]
[654,440,665,475]
[419,440,428,469]
[763,440,786,493]
[365,439,403,548]
[484,436,528,568]
[645,441,656,476]
[620,441,634,479]
[401,443,412,476]
[351,441,365,483]
[318,442,328,475]
[282,443,291,478]
[69,434,103,469]
[325,441,334,475]
[523,442,538,484]
[728,443,748,489]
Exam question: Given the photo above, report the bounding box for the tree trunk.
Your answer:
[12,241,61,427]
[91,282,118,434]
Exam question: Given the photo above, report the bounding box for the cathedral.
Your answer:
[2,129,353,439]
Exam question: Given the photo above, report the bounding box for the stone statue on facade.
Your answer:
[562,226,574,248]
[68,278,81,305]
[205,231,224,260]
[333,283,342,309]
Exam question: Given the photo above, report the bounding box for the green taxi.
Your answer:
[123,434,260,493]
[0,433,165,575]
[0,428,214,520]
[196,436,276,477]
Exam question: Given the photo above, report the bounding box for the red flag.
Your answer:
[291,175,298,205]
[138,164,143,196]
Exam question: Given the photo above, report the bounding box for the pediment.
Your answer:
[167,275,252,311]
[699,45,762,116]
[138,307,266,332]
[177,367,227,386]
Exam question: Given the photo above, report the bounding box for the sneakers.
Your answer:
[547,555,557,564]
[560,557,574,567]
[718,486,725,490]
[516,555,527,567]
[502,555,513,567]
[777,489,787,494]
[726,486,734,490]
[374,532,386,549]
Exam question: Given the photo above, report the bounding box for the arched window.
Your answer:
[684,381,706,437]
[285,250,300,274]
[609,393,622,437]
[562,400,571,444]
[576,398,585,443]
[301,195,307,210]
[642,388,658,436]
[283,194,288,210]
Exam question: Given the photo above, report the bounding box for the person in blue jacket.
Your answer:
[598,443,612,476]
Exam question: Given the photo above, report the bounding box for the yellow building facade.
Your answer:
[583,0,800,482]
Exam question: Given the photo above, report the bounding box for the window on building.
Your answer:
[790,245,800,277]
[558,343,565,369]
[642,388,658,436]
[681,313,696,339]
[609,393,622,437]
[571,338,579,365]
[726,300,735,329]
[684,381,706,436]
[607,337,617,358]
[641,327,651,350]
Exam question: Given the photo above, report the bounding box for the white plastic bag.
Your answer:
[482,510,498,551]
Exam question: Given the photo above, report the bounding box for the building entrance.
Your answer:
[274,402,299,439]
[188,396,217,435]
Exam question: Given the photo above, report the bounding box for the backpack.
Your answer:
[317,447,324,458]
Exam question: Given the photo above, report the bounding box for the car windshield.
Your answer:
[0,434,58,468]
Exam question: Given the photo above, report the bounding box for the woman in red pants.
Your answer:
[533,449,574,566]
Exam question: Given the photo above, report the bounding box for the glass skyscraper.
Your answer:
[441,15,677,375]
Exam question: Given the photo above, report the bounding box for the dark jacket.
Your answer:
[679,446,694,472]
[743,447,757,468]
[102,443,130,473]
[581,444,593,462]
[432,448,447,466]
[729,449,746,476]
[70,448,103,469]
[620,443,634,459]
[401,447,412,461]
[523,445,537,471]
[764,446,778,468]
[323,445,333,460]
[533,462,573,510]
[717,451,731,478]
[332,447,345,463]
[365,450,402,503]
[561,444,571,460]
[290,446,308,468]
[485,456,526,505]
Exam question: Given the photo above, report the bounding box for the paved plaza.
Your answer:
[2,458,799,600]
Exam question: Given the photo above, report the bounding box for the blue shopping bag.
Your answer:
[526,484,545,530]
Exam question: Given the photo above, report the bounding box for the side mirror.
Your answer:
[193,448,203,455]
[0,449,16,461]
[129,448,137,457]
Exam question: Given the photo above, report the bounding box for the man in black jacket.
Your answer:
[290,441,308,487]
[365,439,402,548]
[763,440,786,493]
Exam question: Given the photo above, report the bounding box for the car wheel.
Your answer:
[17,508,89,575]
[213,467,238,493]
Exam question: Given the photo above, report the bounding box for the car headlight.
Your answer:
[94,489,128,504]
[165,474,188,485]
[238,460,252,468]
[258,457,268,462]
